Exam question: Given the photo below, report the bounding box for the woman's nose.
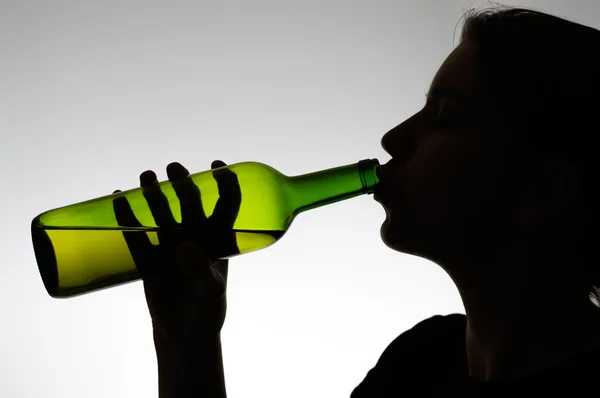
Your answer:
[381,119,416,163]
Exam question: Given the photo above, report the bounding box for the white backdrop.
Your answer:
[1,0,598,397]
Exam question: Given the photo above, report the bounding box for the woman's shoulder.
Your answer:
[351,314,467,397]
[379,313,466,362]
[402,313,466,338]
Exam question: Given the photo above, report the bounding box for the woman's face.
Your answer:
[377,41,535,273]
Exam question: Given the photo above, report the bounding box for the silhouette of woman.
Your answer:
[115,6,600,397]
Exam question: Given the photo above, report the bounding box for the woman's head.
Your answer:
[377,6,600,303]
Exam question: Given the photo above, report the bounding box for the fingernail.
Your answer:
[211,160,226,169]
[140,170,158,186]
[167,162,189,178]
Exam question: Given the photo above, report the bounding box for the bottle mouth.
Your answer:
[358,158,381,194]
[372,161,390,196]
[376,166,383,180]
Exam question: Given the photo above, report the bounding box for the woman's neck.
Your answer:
[451,239,600,381]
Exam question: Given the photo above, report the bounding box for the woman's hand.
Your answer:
[113,160,241,344]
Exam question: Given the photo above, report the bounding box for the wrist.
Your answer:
[152,317,222,346]
[154,332,226,398]
[154,328,222,358]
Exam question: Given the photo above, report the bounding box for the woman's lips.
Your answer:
[374,160,401,202]
[374,185,389,202]
[374,180,398,205]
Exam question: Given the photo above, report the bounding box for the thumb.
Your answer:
[175,240,225,297]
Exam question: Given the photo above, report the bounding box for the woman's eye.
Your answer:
[434,108,456,129]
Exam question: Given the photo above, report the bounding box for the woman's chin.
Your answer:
[380,214,417,254]
[380,217,395,247]
[380,214,440,263]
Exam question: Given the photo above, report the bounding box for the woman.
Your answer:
[128,6,600,397]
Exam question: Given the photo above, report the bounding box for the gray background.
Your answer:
[1,0,598,397]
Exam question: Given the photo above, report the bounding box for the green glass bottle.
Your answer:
[31,159,381,298]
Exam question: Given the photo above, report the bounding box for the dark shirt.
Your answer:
[351,314,600,397]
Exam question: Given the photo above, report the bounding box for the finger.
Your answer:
[211,160,227,169]
[211,167,241,228]
[140,170,177,227]
[176,241,226,296]
[113,195,143,228]
[166,162,190,181]
[112,195,153,274]
[168,163,207,225]
[140,170,158,188]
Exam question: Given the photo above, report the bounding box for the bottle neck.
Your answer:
[287,159,380,215]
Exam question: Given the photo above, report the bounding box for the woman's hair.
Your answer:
[458,6,600,305]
